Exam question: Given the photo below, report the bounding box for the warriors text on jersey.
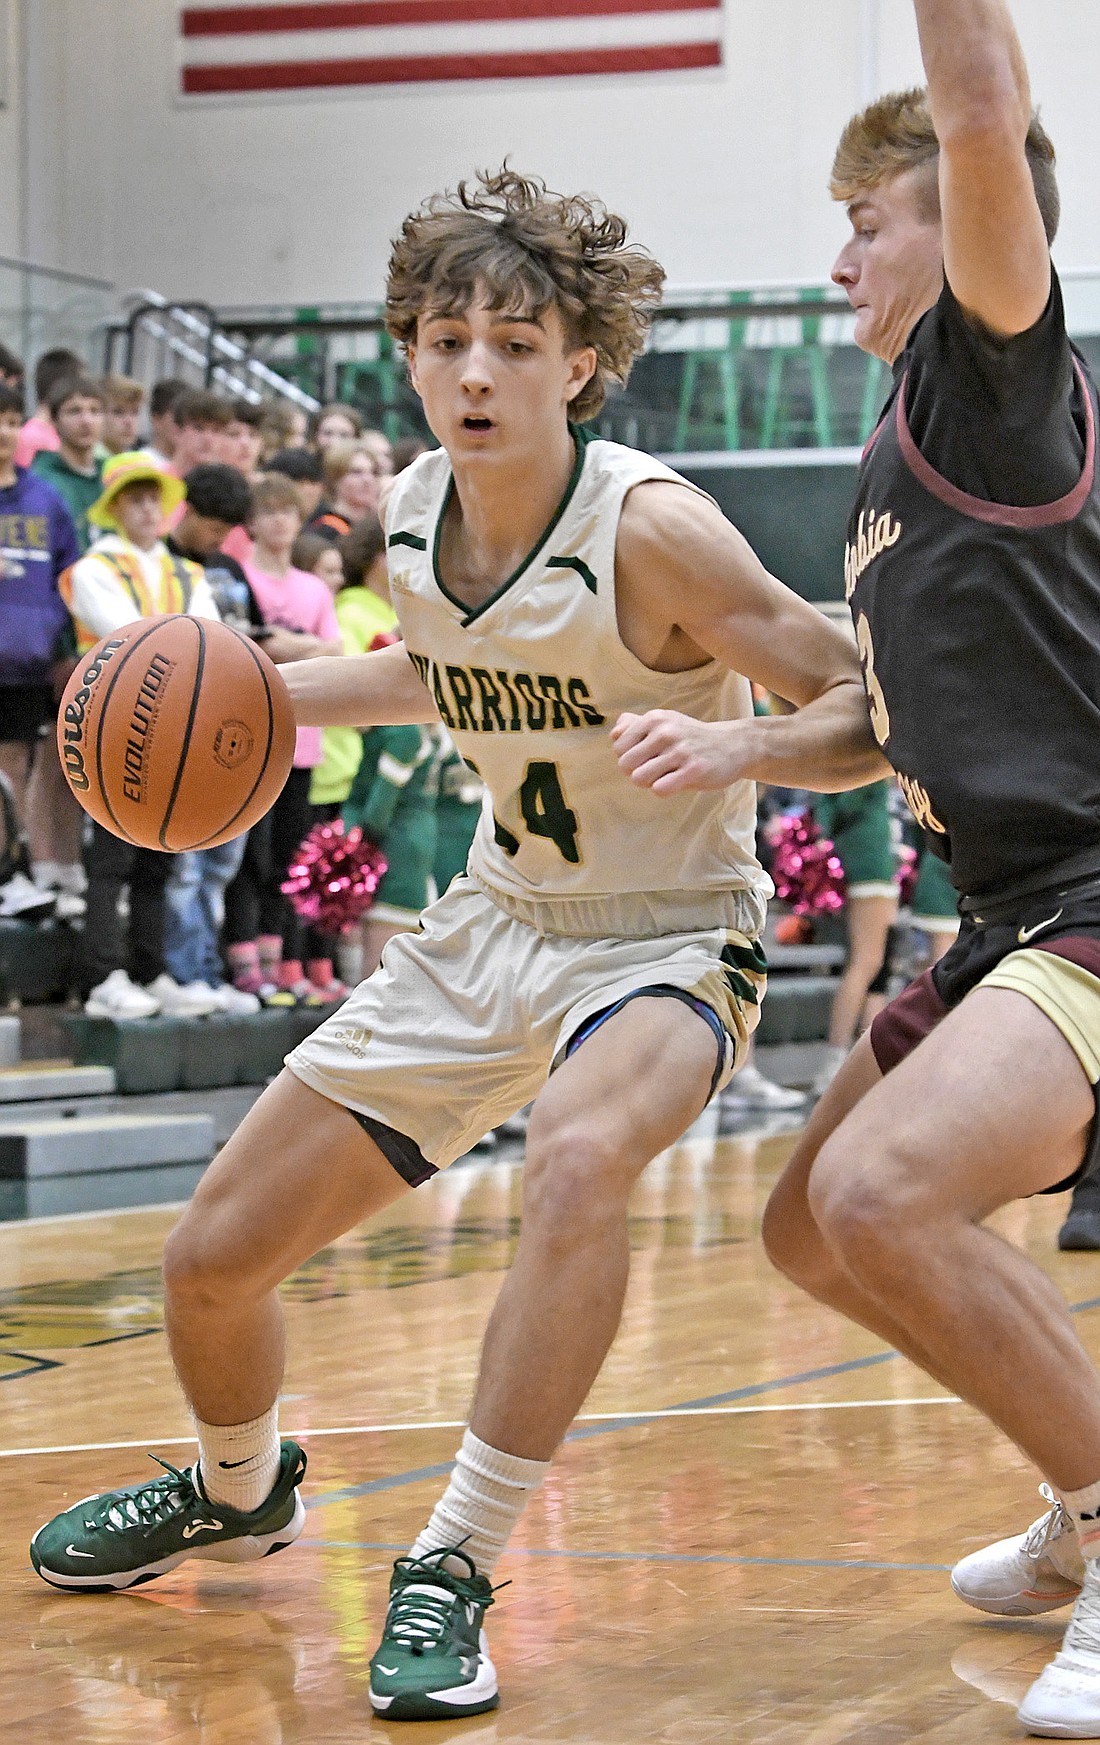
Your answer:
[383,434,770,938]
[848,271,1100,900]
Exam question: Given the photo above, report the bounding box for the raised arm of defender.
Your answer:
[611,482,888,796]
[915,0,1049,335]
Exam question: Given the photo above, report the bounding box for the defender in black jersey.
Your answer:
[761,3,1100,1735]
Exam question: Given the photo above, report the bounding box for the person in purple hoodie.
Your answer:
[0,381,81,912]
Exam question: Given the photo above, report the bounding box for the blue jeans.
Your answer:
[164,836,249,986]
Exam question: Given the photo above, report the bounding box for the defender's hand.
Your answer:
[611,710,758,795]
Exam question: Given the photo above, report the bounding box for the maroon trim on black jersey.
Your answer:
[861,411,890,463]
[895,359,1096,528]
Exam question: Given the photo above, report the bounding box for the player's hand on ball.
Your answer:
[611,710,757,795]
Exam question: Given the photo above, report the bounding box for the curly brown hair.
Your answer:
[386,168,665,423]
[831,87,1059,245]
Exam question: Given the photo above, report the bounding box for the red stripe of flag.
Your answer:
[183,0,717,34]
[182,38,720,90]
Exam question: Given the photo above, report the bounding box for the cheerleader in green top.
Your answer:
[343,723,445,975]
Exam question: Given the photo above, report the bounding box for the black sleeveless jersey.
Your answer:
[847,272,1100,901]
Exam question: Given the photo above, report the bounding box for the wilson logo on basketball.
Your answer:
[122,652,173,805]
[59,637,126,792]
[213,720,255,771]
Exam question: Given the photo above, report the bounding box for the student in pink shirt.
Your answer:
[224,473,343,1004]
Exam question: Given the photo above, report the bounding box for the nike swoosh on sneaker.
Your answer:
[66,1544,95,1558]
[376,1665,399,1676]
[1018,909,1064,945]
[182,1519,223,1538]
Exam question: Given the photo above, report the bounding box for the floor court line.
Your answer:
[297,1540,953,1573]
[0,1396,963,1461]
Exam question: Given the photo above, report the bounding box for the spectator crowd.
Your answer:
[0,346,455,1022]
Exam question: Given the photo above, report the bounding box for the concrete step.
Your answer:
[0,1062,115,1101]
[0,918,76,1003]
[62,1007,332,1094]
[0,1111,215,1179]
[0,1161,208,1221]
[767,942,846,972]
[756,974,835,1045]
[0,1016,19,1067]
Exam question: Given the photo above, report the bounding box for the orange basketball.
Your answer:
[57,615,297,852]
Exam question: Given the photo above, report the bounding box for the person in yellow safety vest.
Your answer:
[61,450,219,655]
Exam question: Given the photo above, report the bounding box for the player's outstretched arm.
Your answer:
[612,484,889,797]
[915,0,1049,336]
[281,640,440,729]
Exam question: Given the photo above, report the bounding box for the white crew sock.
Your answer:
[195,1406,281,1513]
[410,1428,550,1579]
[1063,1476,1100,1564]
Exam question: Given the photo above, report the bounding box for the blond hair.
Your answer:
[322,438,378,493]
[100,373,144,411]
[386,167,665,423]
[831,87,1059,244]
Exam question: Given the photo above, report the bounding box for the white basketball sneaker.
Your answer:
[1018,1557,1100,1736]
[951,1486,1084,1617]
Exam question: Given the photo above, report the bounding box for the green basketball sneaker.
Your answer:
[369,1546,500,1720]
[30,1441,307,1592]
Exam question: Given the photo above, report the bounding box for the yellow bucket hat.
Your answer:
[88,451,187,530]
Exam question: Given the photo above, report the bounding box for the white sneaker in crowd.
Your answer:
[52,890,86,921]
[84,969,160,1020]
[722,1064,807,1110]
[31,862,86,920]
[143,974,219,1018]
[1018,1555,1100,1736]
[201,981,261,1015]
[951,1485,1084,1617]
[0,872,55,921]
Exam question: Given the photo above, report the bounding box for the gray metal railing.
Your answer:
[103,291,319,410]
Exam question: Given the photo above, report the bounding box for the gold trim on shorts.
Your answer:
[980,948,1100,1085]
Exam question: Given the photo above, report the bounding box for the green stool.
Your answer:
[759,287,835,449]
[673,293,752,451]
[339,331,406,443]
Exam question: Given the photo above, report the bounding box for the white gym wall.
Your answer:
[6,0,1100,305]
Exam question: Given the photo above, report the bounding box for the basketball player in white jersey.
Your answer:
[31,171,884,1718]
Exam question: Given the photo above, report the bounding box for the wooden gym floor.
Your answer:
[0,1108,1090,1742]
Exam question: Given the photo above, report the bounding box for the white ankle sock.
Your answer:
[1062,1477,1100,1562]
[410,1428,549,1579]
[195,1406,281,1513]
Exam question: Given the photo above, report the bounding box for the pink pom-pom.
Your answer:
[281,820,388,932]
[769,811,846,917]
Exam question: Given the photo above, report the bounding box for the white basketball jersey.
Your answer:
[384,434,770,933]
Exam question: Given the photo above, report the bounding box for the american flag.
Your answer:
[179,0,724,97]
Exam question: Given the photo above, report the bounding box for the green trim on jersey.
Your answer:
[431,428,590,627]
[388,531,427,551]
[547,553,598,595]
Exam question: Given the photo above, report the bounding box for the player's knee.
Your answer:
[163,1208,259,1311]
[523,1118,627,1230]
[806,1140,915,1285]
